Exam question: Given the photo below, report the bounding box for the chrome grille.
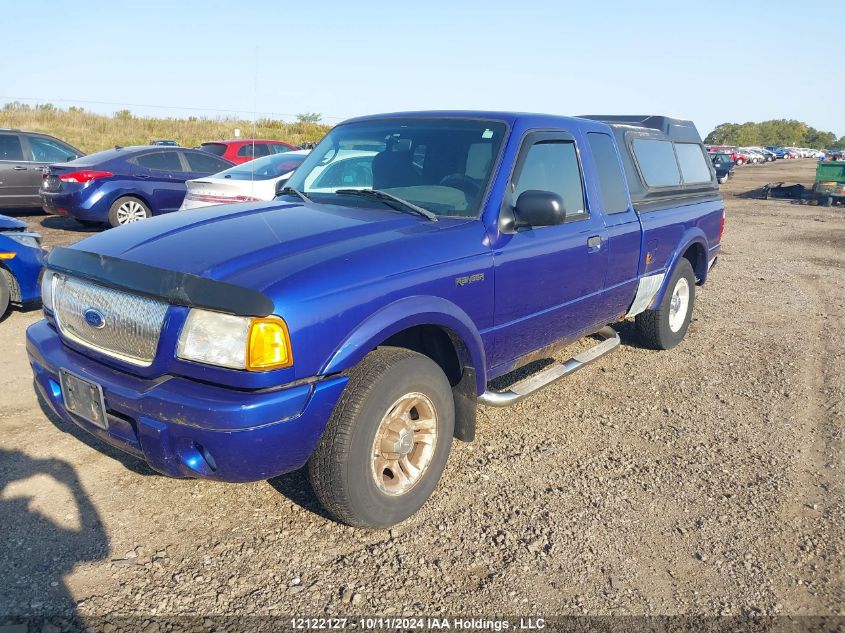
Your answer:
[53,275,168,366]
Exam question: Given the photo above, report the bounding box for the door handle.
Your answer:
[13,165,27,171]
[587,235,603,251]
[136,174,150,179]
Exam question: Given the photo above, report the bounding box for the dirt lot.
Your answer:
[1,160,842,623]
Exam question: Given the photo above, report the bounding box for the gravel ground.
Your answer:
[0,160,842,623]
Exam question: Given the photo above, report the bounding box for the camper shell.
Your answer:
[582,115,719,211]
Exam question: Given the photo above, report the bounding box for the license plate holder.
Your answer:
[59,369,108,429]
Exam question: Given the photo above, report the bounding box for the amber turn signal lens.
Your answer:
[247,317,293,370]
[0,253,16,260]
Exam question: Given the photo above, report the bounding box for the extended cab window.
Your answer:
[512,140,586,219]
[632,139,681,188]
[587,133,629,214]
[675,143,712,184]
[135,151,182,171]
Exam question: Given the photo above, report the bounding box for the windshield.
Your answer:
[214,152,308,181]
[284,118,508,218]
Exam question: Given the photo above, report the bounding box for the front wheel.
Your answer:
[108,196,151,227]
[0,269,11,318]
[635,258,696,350]
[308,347,455,528]
[718,175,729,184]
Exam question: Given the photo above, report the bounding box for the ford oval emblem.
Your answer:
[83,309,106,329]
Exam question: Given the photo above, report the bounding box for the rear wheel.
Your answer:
[108,196,151,227]
[308,347,455,528]
[635,258,696,350]
[819,196,833,207]
[717,174,729,185]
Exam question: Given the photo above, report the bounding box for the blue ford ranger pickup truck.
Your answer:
[27,112,723,527]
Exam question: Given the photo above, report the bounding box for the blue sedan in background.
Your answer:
[0,214,44,317]
[39,146,233,227]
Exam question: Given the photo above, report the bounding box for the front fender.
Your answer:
[651,229,708,308]
[322,295,488,395]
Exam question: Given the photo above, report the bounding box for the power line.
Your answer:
[0,95,348,121]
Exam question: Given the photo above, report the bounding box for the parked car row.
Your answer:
[706,144,837,163]
[0,128,305,227]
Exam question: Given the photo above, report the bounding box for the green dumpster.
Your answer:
[814,161,845,206]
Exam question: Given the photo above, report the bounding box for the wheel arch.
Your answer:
[108,190,153,213]
[651,232,709,308]
[321,296,488,443]
[322,296,487,394]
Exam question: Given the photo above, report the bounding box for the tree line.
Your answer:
[705,119,844,149]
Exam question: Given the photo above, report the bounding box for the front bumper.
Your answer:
[27,319,347,482]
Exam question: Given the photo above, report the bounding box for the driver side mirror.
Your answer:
[514,190,566,227]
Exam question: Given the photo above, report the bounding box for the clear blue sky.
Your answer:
[0,1,840,138]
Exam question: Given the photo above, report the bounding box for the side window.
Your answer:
[631,139,681,187]
[185,151,230,173]
[238,144,271,158]
[28,136,78,163]
[511,140,586,219]
[271,144,292,154]
[675,143,712,184]
[586,133,629,214]
[0,134,24,161]
[135,151,182,171]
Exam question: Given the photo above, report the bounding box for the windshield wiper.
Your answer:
[277,187,312,204]
[335,189,437,222]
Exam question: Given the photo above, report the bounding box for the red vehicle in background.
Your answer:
[199,139,297,164]
[707,145,748,166]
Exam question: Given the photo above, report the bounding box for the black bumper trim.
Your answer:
[47,247,275,317]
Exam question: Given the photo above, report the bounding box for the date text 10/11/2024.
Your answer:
[291,618,547,630]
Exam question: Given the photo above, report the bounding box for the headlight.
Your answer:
[7,233,42,249]
[41,270,56,312]
[177,309,293,371]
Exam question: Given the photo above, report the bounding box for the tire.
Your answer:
[108,196,151,227]
[819,196,833,207]
[635,258,696,350]
[308,347,455,528]
[717,175,729,185]
[0,269,10,318]
[736,159,744,166]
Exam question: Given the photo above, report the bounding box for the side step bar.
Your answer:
[477,326,620,407]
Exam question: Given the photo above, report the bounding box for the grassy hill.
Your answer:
[0,102,331,154]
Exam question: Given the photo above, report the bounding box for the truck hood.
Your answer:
[65,200,479,297]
